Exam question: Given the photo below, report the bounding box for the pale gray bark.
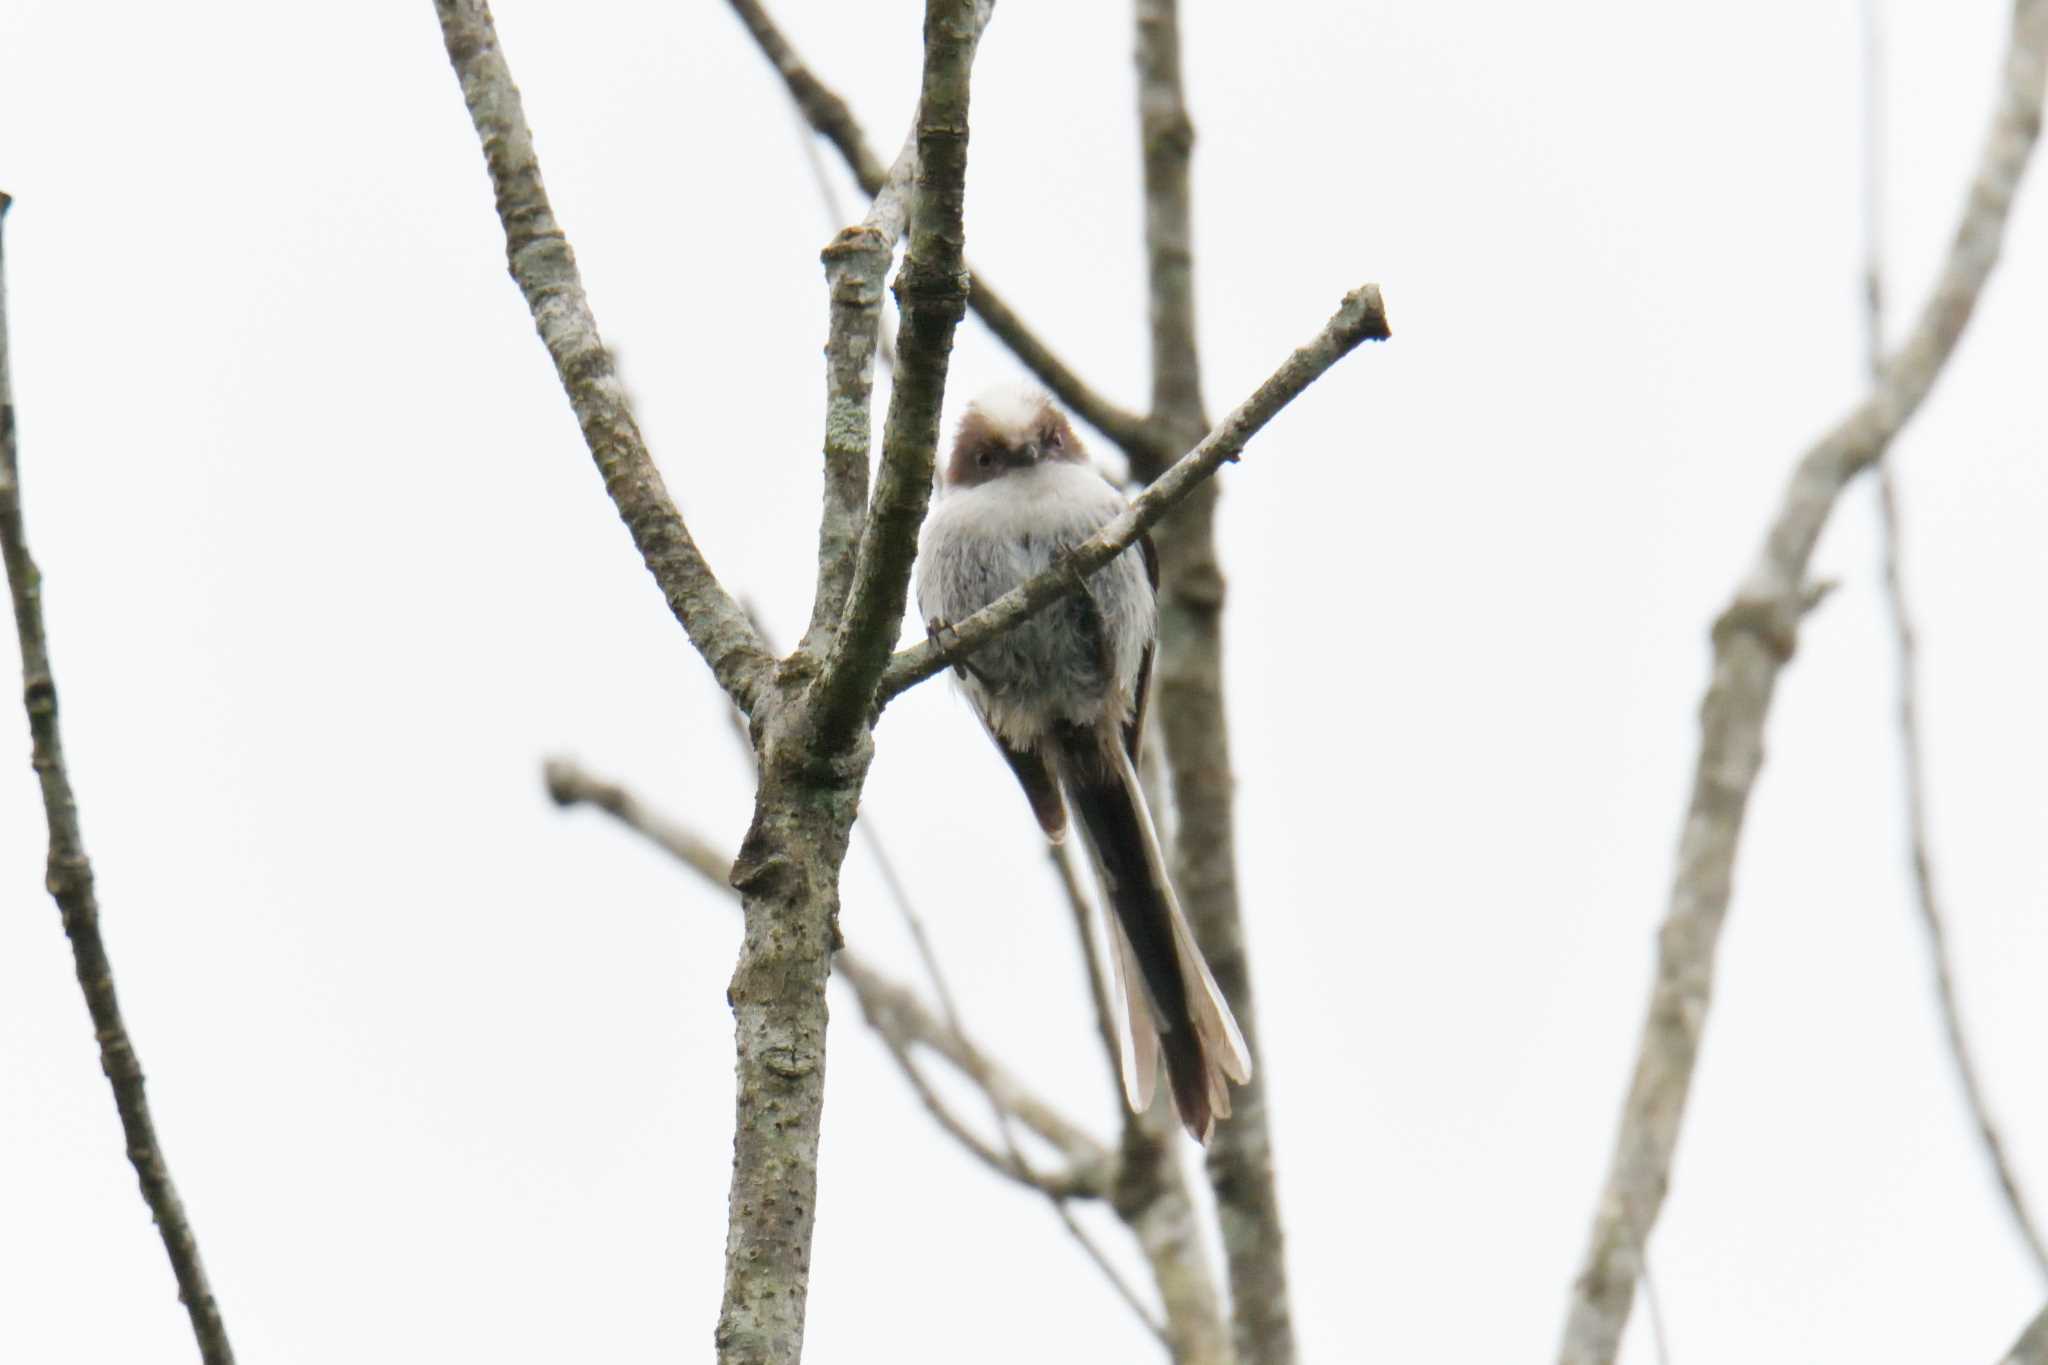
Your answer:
[1558,7,2048,1362]
[447,2,1387,1357]
[2004,1302,2048,1365]
[724,10,1389,1364]
[542,757,1112,1190]
[0,193,235,1365]
[1860,0,2048,1290]
[1132,4,1296,1360]
[432,0,773,712]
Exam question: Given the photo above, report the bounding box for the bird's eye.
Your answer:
[1044,426,1064,450]
[976,448,995,468]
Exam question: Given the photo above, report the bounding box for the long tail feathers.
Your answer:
[1061,732,1251,1143]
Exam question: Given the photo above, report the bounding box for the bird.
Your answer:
[915,383,1251,1142]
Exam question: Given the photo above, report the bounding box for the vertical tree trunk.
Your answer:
[715,725,872,1365]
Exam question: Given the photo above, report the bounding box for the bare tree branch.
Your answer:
[541,757,1109,1181]
[806,225,888,649]
[544,755,1242,1354]
[871,815,1173,1344]
[2005,1302,2048,1365]
[1131,4,1300,1361]
[807,0,988,749]
[432,0,773,712]
[723,0,1158,457]
[880,284,1389,700]
[1881,454,2048,1282]
[1114,1107,1234,1365]
[1051,840,1125,1101]
[1559,9,2048,1362]
[1860,0,2048,1289]
[0,191,235,1365]
[1135,0,1206,465]
[865,845,1172,1342]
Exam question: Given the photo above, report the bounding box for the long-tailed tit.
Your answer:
[915,385,1251,1142]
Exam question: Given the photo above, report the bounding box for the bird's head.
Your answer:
[943,385,1086,489]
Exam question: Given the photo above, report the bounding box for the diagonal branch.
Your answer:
[879,284,1389,700]
[723,0,1158,458]
[1860,0,2048,1288]
[807,0,987,748]
[432,0,773,711]
[541,757,1108,1183]
[2005,1302,2048,1365]
[0,192,236,1365]
[1559,8,2048,1362]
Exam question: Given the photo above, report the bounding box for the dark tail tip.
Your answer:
[1163,1031,1215,1145]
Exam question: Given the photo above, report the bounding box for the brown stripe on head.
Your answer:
[944,386,1087,488]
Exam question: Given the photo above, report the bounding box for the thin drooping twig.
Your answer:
[859,823,1168,1344]
[1559,9,2048,1362]
[1859,0,2048,1288]
[541,757,1109,1182]
[722,0,1159,459]
[0,192,236,1365]
[432,0,773,712]
[1132,4,1296,1361]
[2005,1302,2048,1365]
[880,284,1389,699]
[1051,840,1124,1100]
[1639,1253,1673,1365]
[1877,468,2048,1286]
[807,0,987,749]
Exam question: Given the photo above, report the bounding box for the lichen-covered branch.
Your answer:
[1859,0,2048,1289]
[432,0,772,711]
[879,284,1389,699]
[1559,8,2048,1361]
[722,0,1156,456]
[808,0,986,748]
[0,191,235,1365]
[804,224,889,649]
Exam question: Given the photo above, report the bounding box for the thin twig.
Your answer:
[858,818,1169,1344]
[542,756,1110,1182]
[1640,1251,1673,1365]
[880,284,1389,700]
[1860,0,2048,1287]
[722,0,1158,458]
[0,191,235,1365]
[432,0,772,711]
[1558,9,2048,1362]
[1051,840,1124,1102]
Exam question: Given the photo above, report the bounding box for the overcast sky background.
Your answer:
[3,2,2045,1361]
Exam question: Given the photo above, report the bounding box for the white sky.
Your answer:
[2,2,2044,1361]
